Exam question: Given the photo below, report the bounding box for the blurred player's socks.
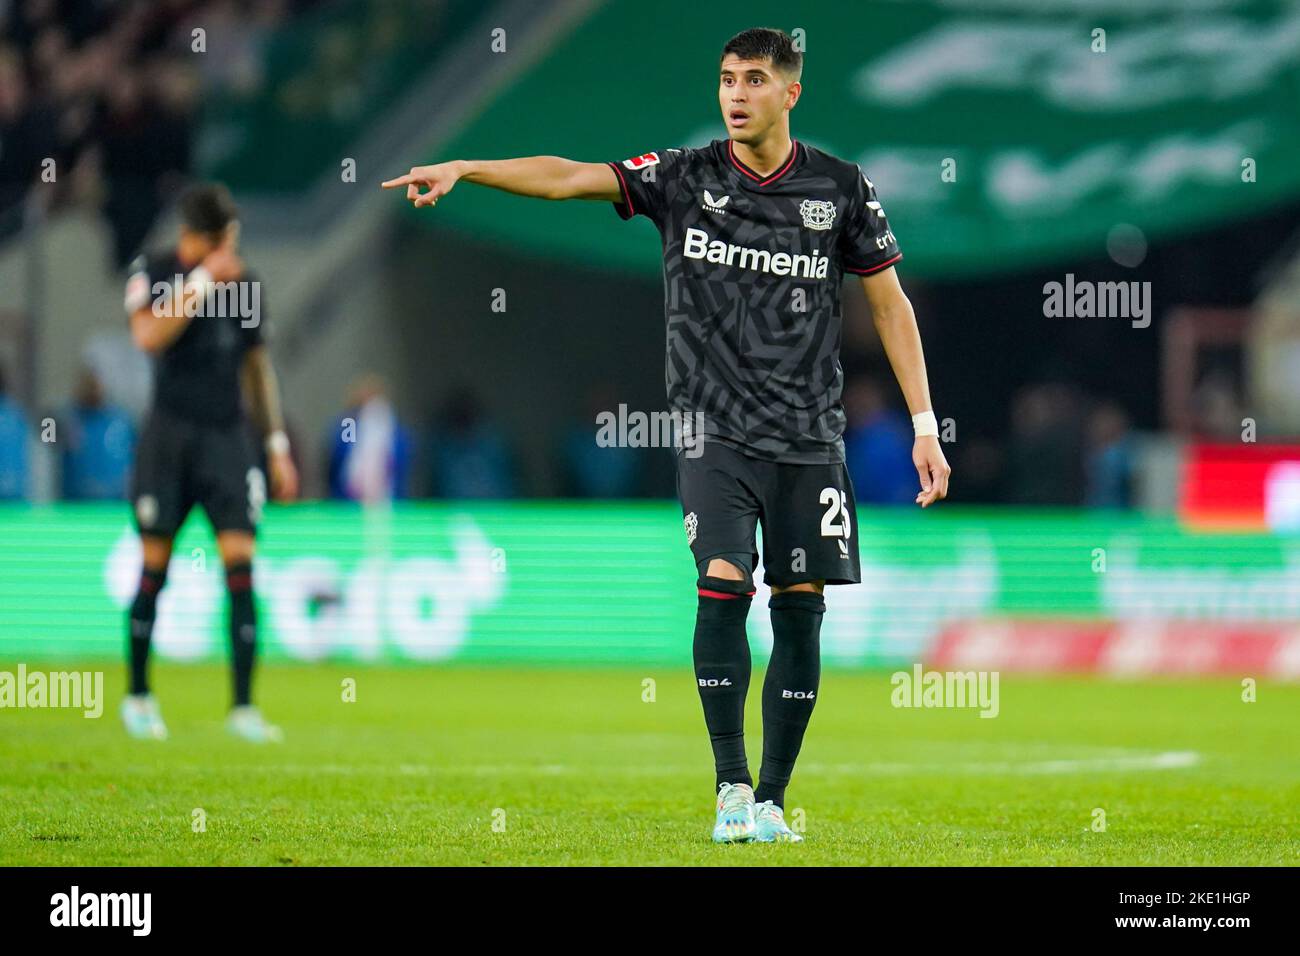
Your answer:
[755,591,825,809]
[226,563,257,707]
[127,566,167,695]
[693,576,755,791]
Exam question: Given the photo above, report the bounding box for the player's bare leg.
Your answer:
[697,557,757,842]
[752,579,824,843]
[217,530,281,742]
[121,534,173,739]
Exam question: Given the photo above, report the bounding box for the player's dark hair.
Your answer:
[178,183,237,236]
[720,28,802,81]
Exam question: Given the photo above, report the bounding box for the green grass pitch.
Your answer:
[2,662,1297,866]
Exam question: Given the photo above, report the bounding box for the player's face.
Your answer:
[178,226,231,263]
[719,55,795,144]
[177,229,210,265]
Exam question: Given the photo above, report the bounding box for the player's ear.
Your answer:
[784,80,801,111]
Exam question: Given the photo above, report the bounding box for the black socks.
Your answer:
[127,567,167,695]
[226,563,256,708]
[127,560,260,709]
[693,576,755,791]
[754,590,825,809]
[694,582,827,804]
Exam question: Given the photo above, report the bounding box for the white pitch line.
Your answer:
[805,750,1201,776]
[142,750,1200,778]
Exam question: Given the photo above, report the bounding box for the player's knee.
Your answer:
[217,531,255,569]
[771,581,824,597]
[137,565,168,595]
[225,562,254,595]
[699,554,754,591]
[704,557,747,581]
[696,557,755,620]
[130,565,168,621]
[698,574,753,596]
[768,589,825,656]
[139,534,174,571]
[769,589,826,614]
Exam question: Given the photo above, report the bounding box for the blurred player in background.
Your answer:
[384,28,949,842]
[120,183,298,742]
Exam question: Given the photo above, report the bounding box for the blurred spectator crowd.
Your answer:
[0,0,308,262]
[1,0,469,257]
[843,374,1140,509]
[2,354,1260,507]
[324,371,1212,509]
[0,360,134,499]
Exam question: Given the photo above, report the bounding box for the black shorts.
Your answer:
[130,408,264,538]
[675,440,861,588]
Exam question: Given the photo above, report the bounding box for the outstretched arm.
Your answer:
[381,157,622,207]
[860,266,951,507]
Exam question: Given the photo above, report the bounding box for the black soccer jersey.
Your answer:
[607,138,901,464]
[124,251,264,426]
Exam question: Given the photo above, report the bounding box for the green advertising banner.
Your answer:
[0,503,1295,666]
[417,0,1300,277]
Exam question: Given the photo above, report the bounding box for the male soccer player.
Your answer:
[120,183,298,742]
[383,28,949,842]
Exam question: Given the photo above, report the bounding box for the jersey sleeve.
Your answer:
[606,148,680,226]
[124,254,155,314]
[839,167,903,276]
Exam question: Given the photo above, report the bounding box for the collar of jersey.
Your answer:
[724,138,801,189]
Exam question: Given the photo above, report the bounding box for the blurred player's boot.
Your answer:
[226,705,283,743]
[753,800,803,843]
[120,694,168,740]
[712,781,756,843]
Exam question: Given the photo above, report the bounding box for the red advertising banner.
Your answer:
[1180,443,1300,531]
[931,620,1299,678]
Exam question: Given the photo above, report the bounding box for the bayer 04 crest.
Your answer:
[798,198,836,230]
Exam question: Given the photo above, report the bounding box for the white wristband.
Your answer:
[266,430,290,456]
[912,410,939,438]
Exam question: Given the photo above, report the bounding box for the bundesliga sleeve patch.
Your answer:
[622,151,660,171]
